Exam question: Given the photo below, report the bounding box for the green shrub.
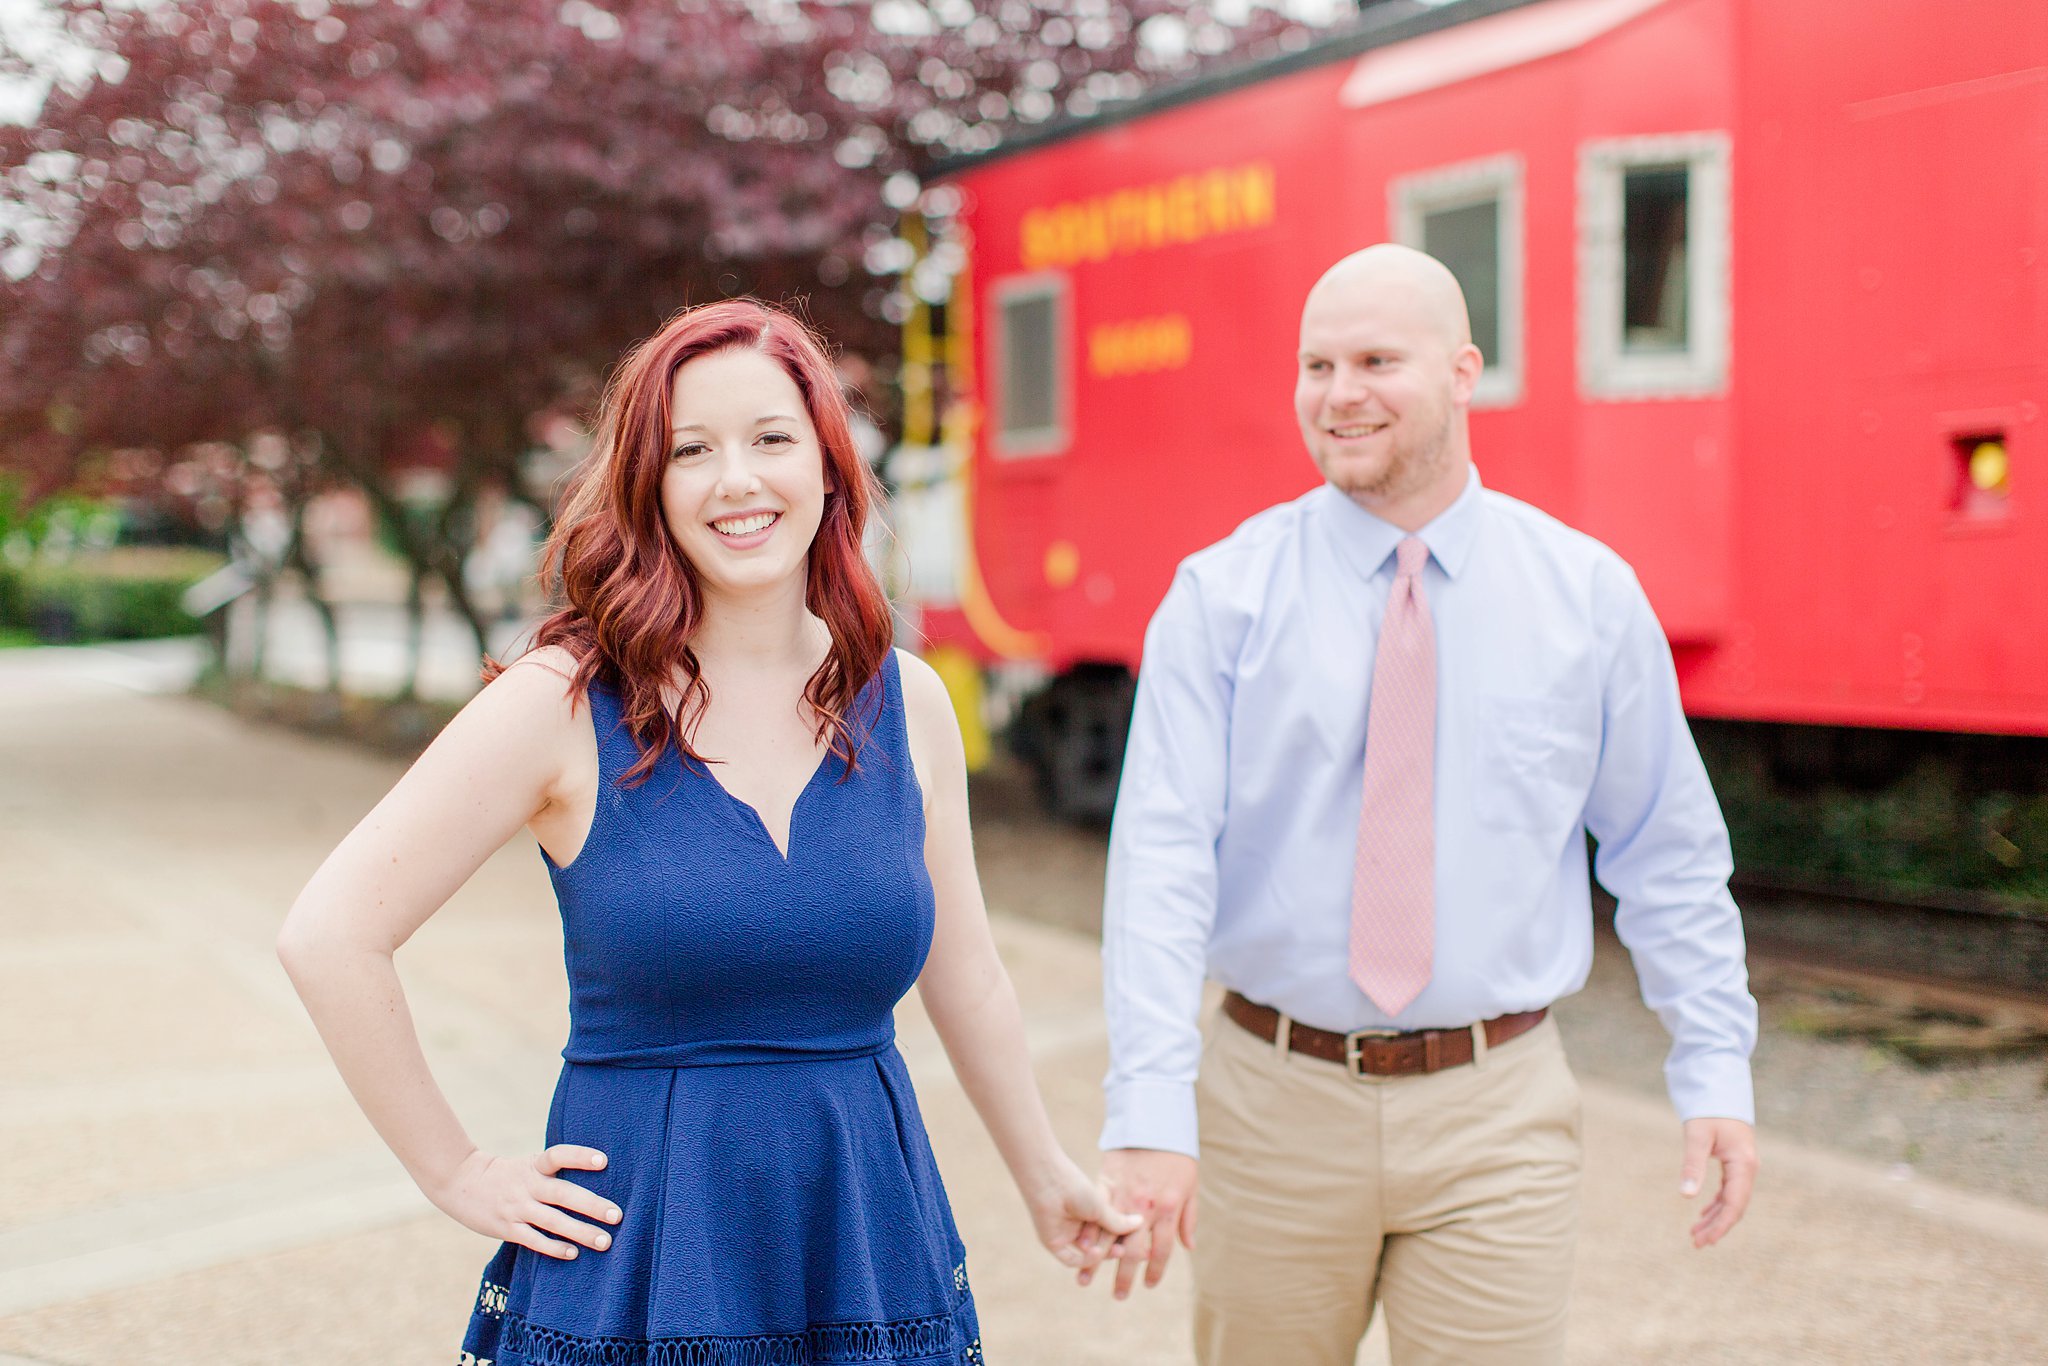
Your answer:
[1697,733,2048,905]
[5,547,227,642]
[0,561,22,630]
[0,472,24,540]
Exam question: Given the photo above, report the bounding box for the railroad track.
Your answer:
[1729,870,2047,990]
[1723,871,2048,1057]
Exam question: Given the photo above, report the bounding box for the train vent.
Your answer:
[1951,432,2011,521]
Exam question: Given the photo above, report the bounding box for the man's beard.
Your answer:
[1330,402,1454,503]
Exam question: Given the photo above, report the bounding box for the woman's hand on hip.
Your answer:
[426,1144,622,1260]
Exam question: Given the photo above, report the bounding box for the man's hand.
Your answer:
[1681,1117,1758,1247]
[1021,1154,1144,1271]
[1084,1148,1199,1299]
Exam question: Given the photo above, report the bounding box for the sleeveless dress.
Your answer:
[459,652,983,1366]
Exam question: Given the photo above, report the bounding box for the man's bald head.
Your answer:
[1292,244,1484,528]
[1302,244,1473,353]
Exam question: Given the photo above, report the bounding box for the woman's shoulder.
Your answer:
[495,644,587,693]
[470,645,595,732]
[889,646,965,764]
[397,645,597,800]
[507,643,585,685]
[890,646,949,719]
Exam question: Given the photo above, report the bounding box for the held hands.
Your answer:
[427,1144,623,1260]
[1024,1153,1146,1272]
[1681,1117,1759,1248]
[1081,1148,1199,1299]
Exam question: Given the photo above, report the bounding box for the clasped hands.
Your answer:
[1072,1148,1200,1299]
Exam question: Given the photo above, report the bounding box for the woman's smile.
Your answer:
[708,509,782,547]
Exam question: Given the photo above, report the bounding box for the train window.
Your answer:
[1425,202,1501,361]
[1390,155,1523,407]
[1579,132,1731,400]
[994,274,1068,457]
[1623,166,1690,352]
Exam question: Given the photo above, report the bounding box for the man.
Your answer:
[1087,244,1759,1365]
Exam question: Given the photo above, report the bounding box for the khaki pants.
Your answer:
[1191,1008,1582,1366]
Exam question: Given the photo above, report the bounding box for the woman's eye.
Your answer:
[671,444,707,461]
[758,431,794,447]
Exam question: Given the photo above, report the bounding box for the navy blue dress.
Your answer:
[460,651,982,1365]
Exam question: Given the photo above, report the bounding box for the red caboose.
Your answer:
[890,0,2048,818]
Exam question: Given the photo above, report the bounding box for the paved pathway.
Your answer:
[1,652,2044,1363]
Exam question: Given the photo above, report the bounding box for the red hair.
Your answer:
[498,299,895,786]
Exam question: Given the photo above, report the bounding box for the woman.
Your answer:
[278,299,1136,1364]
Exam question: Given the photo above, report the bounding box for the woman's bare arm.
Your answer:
[898,650,1138,1267]
[276,650,617,1259]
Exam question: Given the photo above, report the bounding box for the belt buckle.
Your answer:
[1342,1027,1402,1079]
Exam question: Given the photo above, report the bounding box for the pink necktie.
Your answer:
[1349,536,1437,1017]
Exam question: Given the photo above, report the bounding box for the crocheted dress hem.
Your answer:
[460,1278,984,1366]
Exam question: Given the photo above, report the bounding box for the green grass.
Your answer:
[0,628,40,649]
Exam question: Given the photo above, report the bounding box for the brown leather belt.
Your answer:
[1223,991,1547,1078]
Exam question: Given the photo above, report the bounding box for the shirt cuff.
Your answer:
[1100,1078,1201,1159]
[1667,1050,1755,1126]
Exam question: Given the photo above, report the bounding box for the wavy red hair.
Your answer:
[496,299,895,786]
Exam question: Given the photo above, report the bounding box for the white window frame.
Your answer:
[990,271,1070,458]
[1577,131,1732,401]
[1390,153,1524,408]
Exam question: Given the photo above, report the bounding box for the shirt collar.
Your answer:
[1317,464,1484,581]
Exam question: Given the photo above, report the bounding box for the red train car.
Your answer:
[891,0,2048,818]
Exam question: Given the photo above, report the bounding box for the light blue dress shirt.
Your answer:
[1101,468,1758,1158]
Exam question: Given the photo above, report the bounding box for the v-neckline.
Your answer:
[701,744,834,864]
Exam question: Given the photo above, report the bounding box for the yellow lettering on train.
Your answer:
[1108,190,1146,255]
[1082,200,1113,262]
[1054,205,1087,269]
[1087,315,1194,379]
[1166,177,1200,243]
[1238,162,1276,228]
[1143,184,1170,249]
[1201,168,1238,235]
[1020,210,1057,271]
[1016,161,1278,269]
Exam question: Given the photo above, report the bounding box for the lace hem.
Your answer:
[461,1273,982,1366]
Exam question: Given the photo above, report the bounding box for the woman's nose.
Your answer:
[712,450,759,498]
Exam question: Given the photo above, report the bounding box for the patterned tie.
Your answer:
[1349,535,1437,1017]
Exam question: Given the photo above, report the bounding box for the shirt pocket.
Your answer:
[1471,694,1600,834]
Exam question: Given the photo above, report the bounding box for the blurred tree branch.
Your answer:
[0,0,1344,677]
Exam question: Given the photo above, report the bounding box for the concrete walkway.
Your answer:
[1,653,2044,1364]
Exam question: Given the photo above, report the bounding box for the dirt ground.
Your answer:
[2,649,2045,1365]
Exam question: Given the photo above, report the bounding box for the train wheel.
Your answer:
[1011,666,1137,825]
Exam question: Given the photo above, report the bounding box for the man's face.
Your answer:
[1293,284,1474,509]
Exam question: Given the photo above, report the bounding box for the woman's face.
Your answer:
[660,346,828,605]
